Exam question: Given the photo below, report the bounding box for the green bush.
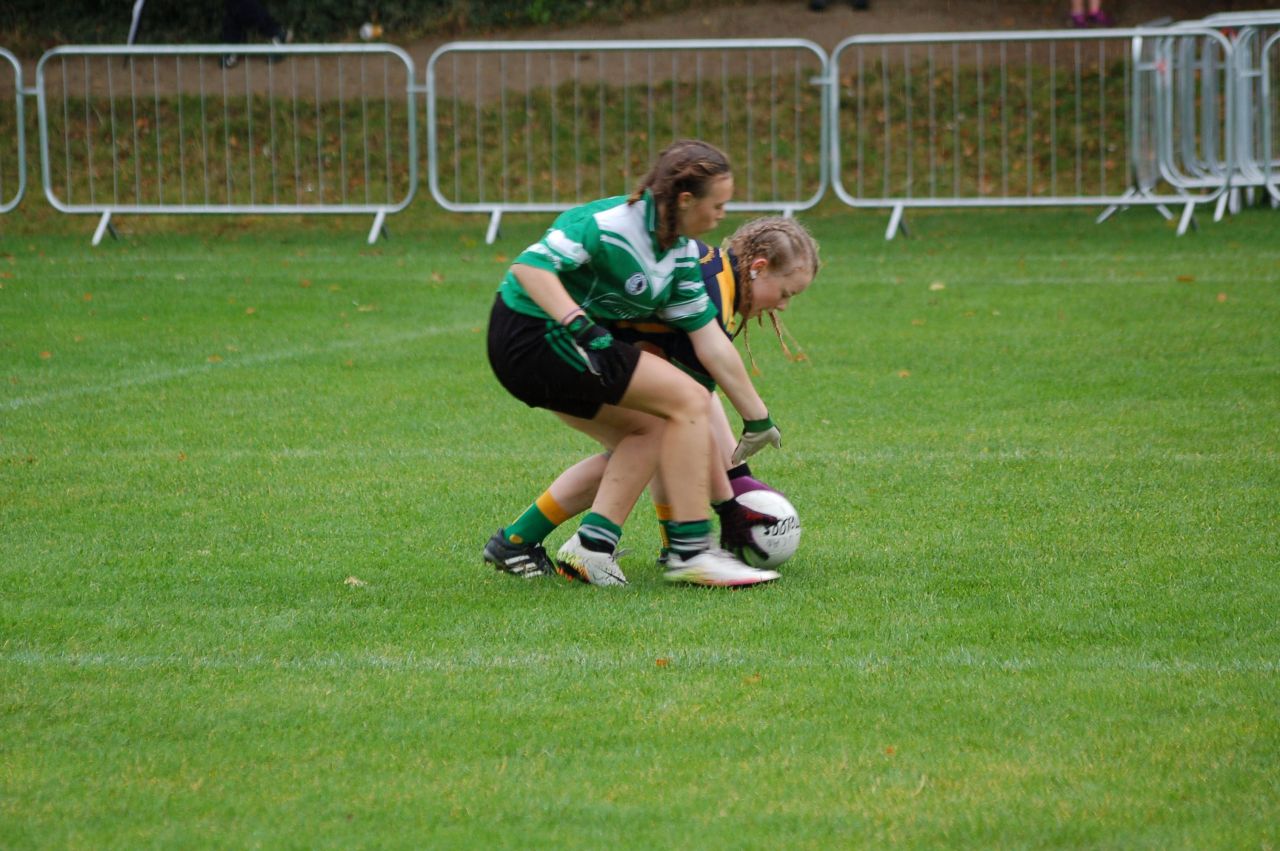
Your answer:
[2,0,709,50]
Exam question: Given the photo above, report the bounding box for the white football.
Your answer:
[734,488,801,569]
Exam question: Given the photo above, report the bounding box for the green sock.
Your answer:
[667,519,712,559]
[505,506,556,546]
[578,512,622,553]
[654,503,673,559]
[505,491,572,546]
[658,520,672,557]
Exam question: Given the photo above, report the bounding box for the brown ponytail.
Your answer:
[628,140,732,251]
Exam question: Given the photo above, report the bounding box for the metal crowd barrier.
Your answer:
[1116,25,1238,233]
[425,40,828,243]
[1266,30,1280,202]
[6,21,1277,240]
[828,28,1234,239]
[1,48,25,214]
[34,44,418,243]
[1192,12,1280,213]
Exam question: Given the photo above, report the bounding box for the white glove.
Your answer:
[731,415,782,465]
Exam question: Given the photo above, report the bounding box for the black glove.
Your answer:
[715,497,781,561]
[567,315,627,385]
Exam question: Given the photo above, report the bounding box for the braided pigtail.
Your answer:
[628,140,732,251]
[724,217,821,371]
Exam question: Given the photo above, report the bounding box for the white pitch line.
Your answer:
[3,321,477,412]
[3,647,1277,676]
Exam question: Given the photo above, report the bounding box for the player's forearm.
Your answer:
[511,264,582,324]
[693,328,768,421]
[716,364,769,423]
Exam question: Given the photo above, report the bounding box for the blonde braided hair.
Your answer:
[724,217,821,370]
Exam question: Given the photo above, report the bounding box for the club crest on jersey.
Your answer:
[624,273,648,296]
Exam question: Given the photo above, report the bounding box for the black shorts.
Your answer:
[487,295,643,420]
[610,323,716,391]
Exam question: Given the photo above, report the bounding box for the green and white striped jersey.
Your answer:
[497,190,718,334]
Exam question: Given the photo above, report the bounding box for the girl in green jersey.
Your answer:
[486,140,783,587]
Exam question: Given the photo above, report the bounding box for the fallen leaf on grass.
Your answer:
[344,576,367,587]
[1217,292,1228,303]
[929,282,946,291]
[655,658,670,668]
[1177,274,1195,283]
[898,370,911,378]
[913,774,928,796]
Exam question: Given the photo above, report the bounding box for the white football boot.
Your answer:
[663,547,781,587]
[555,532,629,586]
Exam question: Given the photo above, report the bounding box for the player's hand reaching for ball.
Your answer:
[732,415,782,464]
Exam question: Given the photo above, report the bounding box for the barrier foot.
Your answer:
[1098,188,1138,223]
[485,210,503,245]
[886,204,907,241]
[1155,204,1174,221]
[91,211,117,246]
[1176,201,1197,236]
[368,210,388,245]
[1214,192,1229,222]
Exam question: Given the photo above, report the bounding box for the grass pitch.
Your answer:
[2,204,1278,848]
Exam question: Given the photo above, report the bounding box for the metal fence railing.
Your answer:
[425,40,829,243]
[0,48,25,214]
[1189,13,1280,212]
[828,28,1235,238]
[4,19,1276,240]
[1120,26,1239,233]
[34,44,417,243]
[1266,30,1280,202]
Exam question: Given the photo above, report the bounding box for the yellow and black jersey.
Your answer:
[608,240,740,390]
